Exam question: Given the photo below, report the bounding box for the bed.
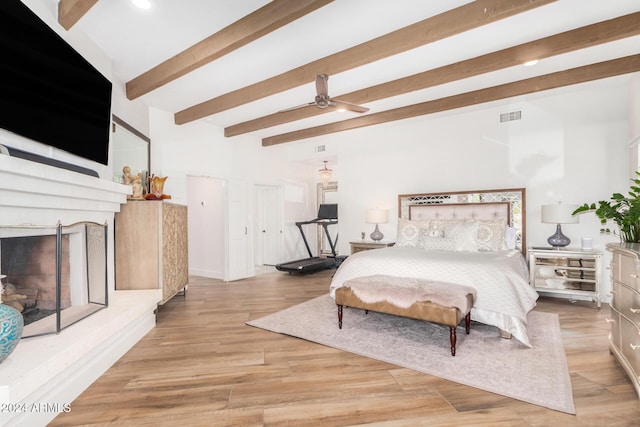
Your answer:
[330,188,539,347]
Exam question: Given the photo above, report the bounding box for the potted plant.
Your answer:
[573,171,640,243]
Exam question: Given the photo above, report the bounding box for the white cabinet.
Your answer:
[527,248,602,307]
[607,243,640,399]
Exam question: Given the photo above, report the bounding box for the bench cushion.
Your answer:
[340,274,476,314]
[335,286,472,326]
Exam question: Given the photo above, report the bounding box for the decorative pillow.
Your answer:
[448,220,479,252]
[395,218,430,247]
[504,226,518,250]
[476,219,507,251]
[420,236,456,251]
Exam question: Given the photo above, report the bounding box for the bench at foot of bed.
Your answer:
[334,276,475,356]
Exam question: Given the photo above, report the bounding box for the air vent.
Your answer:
[315,144,326,152]
[500,110,522,123]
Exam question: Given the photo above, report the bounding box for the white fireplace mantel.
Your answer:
[0,154,131,226]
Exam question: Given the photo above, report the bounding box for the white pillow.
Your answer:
[395,218,430,247]
[504,226,518,250]
[448,220,479,252]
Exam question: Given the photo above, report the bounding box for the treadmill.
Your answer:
[276,203,338,274]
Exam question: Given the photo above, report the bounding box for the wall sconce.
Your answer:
[541,203,579,248]
[318,161,332,187]
[366,208,389,241]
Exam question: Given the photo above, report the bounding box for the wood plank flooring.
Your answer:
[49,270,640,426]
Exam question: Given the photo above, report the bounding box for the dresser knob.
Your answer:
[631,343,640,351]
[605,318,615,324]
[631,274,639,279]
[631,308,640,314]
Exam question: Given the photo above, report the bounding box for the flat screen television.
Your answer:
[0,0,112,166]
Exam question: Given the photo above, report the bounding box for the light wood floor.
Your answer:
[50,269,640,426]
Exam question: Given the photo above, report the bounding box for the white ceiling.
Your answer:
[64,0,639,143]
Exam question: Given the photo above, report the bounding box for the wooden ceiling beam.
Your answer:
[175,0,556,125]
[58,0,98,30]
[226,12,640,137]
[262,54,640,146]
[125,0,333,100]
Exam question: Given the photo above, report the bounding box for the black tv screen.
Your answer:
[0,0,112,165]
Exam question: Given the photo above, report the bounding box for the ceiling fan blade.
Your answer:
[315,74,329,97]
[278,101,316,113]
[331,99,369,113]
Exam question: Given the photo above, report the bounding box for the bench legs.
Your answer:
[449,312,471,356]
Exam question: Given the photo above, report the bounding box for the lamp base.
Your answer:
[547,224,571,248]
[370,224,384,241]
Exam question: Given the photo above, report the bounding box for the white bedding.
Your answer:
[330,246,539,347]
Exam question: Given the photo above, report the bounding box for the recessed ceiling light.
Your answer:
[524,59,539,67]
[132,0,152,9]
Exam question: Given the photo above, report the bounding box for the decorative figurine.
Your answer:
[122,166,144,200]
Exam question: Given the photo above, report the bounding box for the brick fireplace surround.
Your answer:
[0,154,163,426]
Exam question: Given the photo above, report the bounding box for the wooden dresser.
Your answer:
[115,200,188,304]
[607,242,640,398]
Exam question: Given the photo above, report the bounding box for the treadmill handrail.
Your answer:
[295,218,338,258]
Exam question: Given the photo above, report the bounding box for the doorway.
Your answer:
[254,185,283,270]
[186,175,225,279]
[317,181,338,256]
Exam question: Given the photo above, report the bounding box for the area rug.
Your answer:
[246,294,575,414]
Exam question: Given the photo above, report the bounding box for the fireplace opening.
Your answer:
[0,222,108,338]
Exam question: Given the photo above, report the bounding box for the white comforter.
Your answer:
[330,247,539,347]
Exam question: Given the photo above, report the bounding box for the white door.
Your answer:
[226,179,253,281]
[186,175,225,279]
[256,185,282,266]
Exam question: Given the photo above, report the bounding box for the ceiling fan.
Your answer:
[282,74,369,114]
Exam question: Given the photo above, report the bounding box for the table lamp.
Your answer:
[366,209,388,241]
[541,203,579,248]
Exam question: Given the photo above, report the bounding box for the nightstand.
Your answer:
[527,247,602,308]
[349,241,395,254]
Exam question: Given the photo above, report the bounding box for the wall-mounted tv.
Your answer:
[0,0,112,166]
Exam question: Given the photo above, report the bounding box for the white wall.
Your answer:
[149,64,634,304]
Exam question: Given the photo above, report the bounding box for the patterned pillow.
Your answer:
[420,236,456,251]
[476,219,507,251]
[395,218,430,247]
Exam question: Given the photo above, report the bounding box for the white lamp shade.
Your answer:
[541,204,579,224]
[366,209,389,224]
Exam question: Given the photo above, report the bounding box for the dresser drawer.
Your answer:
[612,251,640,291]
[614,282,640,325]
[620,316,640,375]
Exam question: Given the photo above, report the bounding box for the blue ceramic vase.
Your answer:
[0,304,24,363]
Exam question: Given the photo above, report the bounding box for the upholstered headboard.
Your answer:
[409,202,510,223]
[398,188,526,253]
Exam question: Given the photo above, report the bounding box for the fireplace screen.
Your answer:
[0,221,108,338]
